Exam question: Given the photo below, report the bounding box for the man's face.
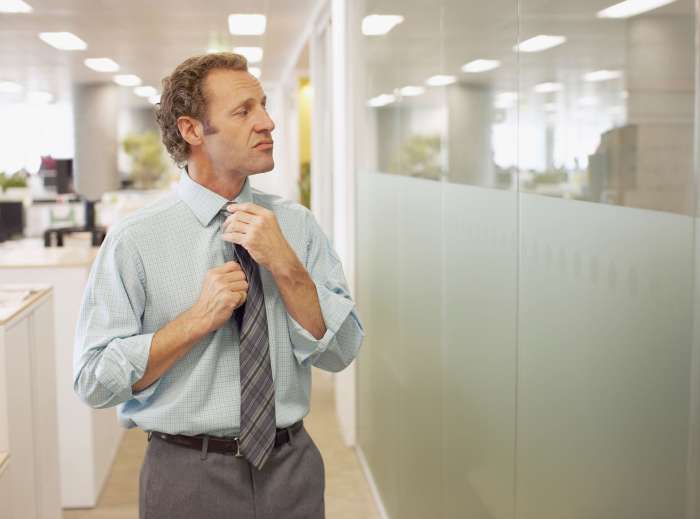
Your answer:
[199,68,275,176]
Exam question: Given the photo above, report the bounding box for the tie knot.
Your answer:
[220,202,234,216]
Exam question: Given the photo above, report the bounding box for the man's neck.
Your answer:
[186,160,246,201]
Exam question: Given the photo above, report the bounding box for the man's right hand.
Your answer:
[190,261,248,335]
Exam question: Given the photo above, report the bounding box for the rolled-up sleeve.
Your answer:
[288,212,365,372]
[73,230,159,409]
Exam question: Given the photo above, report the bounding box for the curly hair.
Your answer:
[155,53,248,167]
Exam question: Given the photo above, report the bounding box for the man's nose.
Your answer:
[254,109,275,133]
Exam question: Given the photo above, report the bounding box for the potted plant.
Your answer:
[122,131,168,189]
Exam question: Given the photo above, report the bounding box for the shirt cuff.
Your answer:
[288,282,355,366]
[94,332,158,404]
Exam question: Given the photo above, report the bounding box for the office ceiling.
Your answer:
[0,0,316,106]
[360,0,696,97]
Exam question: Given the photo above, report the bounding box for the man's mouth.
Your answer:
[254,141,273,150]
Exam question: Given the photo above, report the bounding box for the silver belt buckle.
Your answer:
[233,437,243,457]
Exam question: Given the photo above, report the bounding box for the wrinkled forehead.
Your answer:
[203,68,264,109]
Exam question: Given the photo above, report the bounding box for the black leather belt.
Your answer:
[149,420,303,458]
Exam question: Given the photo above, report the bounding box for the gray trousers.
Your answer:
[139,424,325,519]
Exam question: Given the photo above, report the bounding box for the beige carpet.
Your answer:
[64,368,379,519]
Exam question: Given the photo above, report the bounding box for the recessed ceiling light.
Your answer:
[461,59,501,73]
[233,46,263,64]
[228,14,267,35]
[583,70,623,82]
[515,35,566,53]
[399,86,425,97]
[38,32,87,51]
[425,75,456,87]
[367,94,396,107]
[534,82,564,93]
[134,86,157,98]
[148,94,160,105]
[249,67,261,79]
[113,74,141,87]
[0,0,32,13]
[0,80,22,93]
[597,0,676,18]
[84,58,119,72]
[26,91,53,104]
[361,14,404,36]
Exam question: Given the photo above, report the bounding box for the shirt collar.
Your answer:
[176,170,254,227]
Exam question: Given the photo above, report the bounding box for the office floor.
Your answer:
[63,369,380,519]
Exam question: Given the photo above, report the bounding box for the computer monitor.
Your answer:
[0,201,24,241]
[55,158,74,194]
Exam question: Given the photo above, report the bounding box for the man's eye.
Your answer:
[235,109,248,117]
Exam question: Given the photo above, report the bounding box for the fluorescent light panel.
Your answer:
[84,58,119,72]
[534,82,564,93]
[516,35,566,53]
[0,0,32,13]
[228,14,266,35]
[399,86,425,97]
[134,86,157,97]
[367,94,396,107]
[39,32,87,51]
[114,74,141,86]
[462,59,501,73]
[584,69,622,81]
[362,14,404,36]
[597,0,677,18]
[233,46,263,64]
[426,75,456,86]
[0,80,22,93]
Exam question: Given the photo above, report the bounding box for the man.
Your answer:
[73,53,364,519]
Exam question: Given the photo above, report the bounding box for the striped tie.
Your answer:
[220,207,276,470]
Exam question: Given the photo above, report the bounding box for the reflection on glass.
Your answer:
[356,0,698,519]
[362,0,695,215]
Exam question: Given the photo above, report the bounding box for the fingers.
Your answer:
[226,202,269,217]
[213,261,243,273]
[224,211,256,226]
[235,290,248,306]
[221,231,247,244]
[222,220,249,234]
[228,279,249,292]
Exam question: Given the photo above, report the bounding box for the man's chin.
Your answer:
[249,159,275,175]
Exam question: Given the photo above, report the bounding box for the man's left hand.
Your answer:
[222,203,297,274]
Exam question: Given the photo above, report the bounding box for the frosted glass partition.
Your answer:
[357,173,518,519]
[353,0,698,518]
[442,183,517,519]
[517,195,694,518]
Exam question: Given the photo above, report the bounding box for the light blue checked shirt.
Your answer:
[73,171,364,436]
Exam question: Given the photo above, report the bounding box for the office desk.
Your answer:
[0,285,61,519]
[0,240,123,509]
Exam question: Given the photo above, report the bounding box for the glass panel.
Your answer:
[353,0,698,518]
[516,1,698,518]
[355,1,519,518]
[517,0,695,215]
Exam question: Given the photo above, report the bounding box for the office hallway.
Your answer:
[63,369,379,519]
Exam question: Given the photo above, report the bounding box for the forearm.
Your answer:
[132,308,207,392]
[271,256,326,340]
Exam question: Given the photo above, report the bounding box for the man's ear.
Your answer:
[177,116,204,147]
